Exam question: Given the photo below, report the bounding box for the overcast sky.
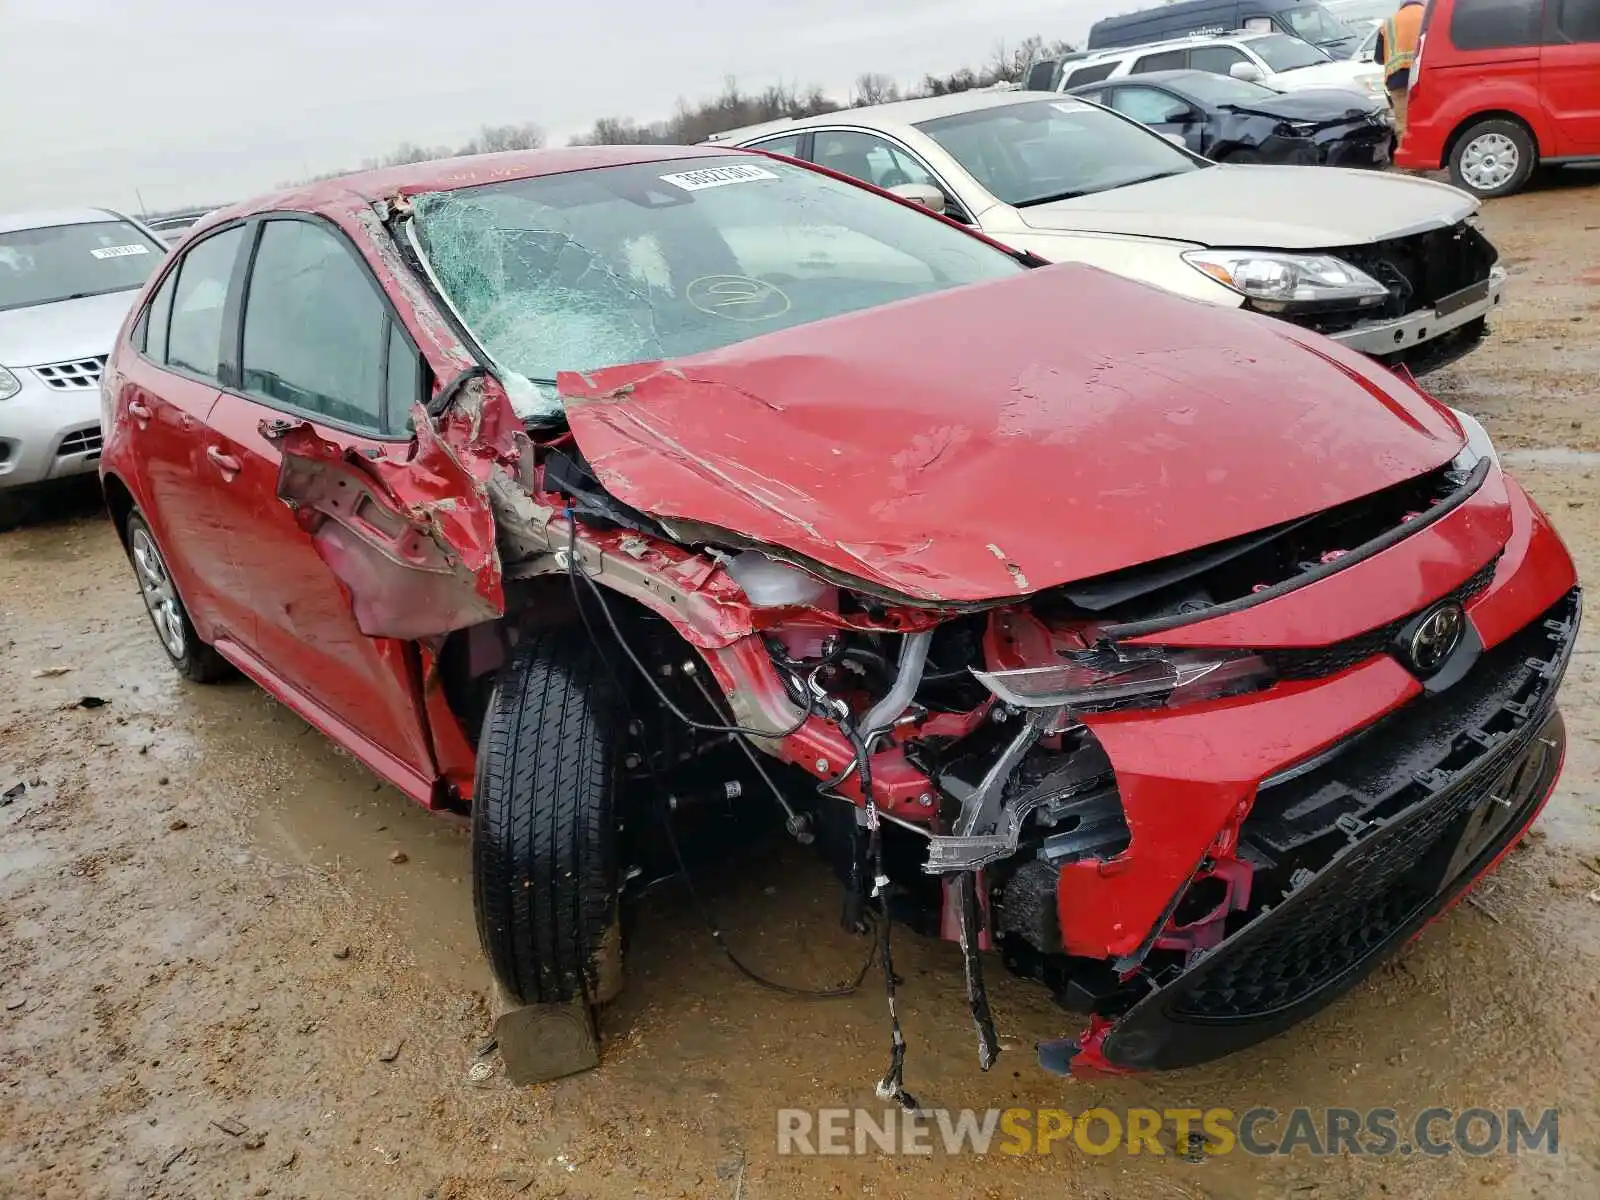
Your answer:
[3,0,1104,214]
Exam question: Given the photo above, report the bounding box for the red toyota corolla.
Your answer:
[99,145,1578,1085]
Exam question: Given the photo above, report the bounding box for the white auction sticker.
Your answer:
[658,164,778,191]
[90,244,151,259]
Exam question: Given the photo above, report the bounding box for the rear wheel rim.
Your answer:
[131,527,187,660]
[1460,133,1519,192]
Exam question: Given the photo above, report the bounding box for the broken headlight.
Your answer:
[971,645,1274,713]
[1183,250,1389,313]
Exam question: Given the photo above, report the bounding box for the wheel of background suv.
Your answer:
[124,511,232,683]
[0,490,23,533]
[1449,119,1536,199]
[473,632,625,1009]
[1220,147,1263,164]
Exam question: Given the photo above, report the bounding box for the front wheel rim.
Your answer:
[1460,133,1519,192]
[131,527,187,661]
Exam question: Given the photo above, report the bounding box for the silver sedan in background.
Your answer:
[0,208,165,528]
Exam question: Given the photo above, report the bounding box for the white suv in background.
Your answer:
[1056,31,1388,107]
[0,208,166,528]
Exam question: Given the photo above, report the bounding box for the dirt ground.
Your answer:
[3,178,1599,1200]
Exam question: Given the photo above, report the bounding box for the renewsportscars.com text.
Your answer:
[776,1106,1560,1158]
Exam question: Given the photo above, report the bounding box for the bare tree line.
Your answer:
[146,36,1075,210]
[256,35,1074,193]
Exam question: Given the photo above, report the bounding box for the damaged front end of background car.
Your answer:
[270,176,1578,1087]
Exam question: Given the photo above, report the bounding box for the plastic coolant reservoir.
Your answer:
[723,552,831,608]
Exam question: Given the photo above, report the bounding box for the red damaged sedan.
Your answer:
[99,145,1579,1083]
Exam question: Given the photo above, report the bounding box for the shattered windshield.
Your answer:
[410,156,1024,418]
[915,99,1203,209]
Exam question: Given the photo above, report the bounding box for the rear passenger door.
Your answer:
[205,215,441,790]
[117,224,252,644]
[1544,0,1600,155]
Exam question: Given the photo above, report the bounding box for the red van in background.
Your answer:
[1395,0,1600,197]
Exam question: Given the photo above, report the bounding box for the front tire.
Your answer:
[473,633,626,1008]
[1449,119,1536,199]
[124,511,232,683]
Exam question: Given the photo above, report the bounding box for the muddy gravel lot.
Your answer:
[4,178,1599,1200]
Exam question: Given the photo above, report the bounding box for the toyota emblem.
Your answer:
[1408,602,1466,674]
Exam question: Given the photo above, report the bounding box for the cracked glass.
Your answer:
[409,156,1024,418]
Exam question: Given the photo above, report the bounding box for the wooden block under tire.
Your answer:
[492,986,600,1084]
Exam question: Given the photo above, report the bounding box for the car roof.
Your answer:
[0,207,125,235]
[1073,69,1219,92]
[1078,30,1272,62]
[202,144,743,226]
[709,90,1086,142]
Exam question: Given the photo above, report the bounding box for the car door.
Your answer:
[1544,0,1600,155]
[114,224,253,644]
[1102,84,1209,153]
[203,214,441,792]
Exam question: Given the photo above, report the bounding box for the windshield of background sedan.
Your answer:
[915,99,1203,209]
[411,157,1025,418]
[1249,33,1334,71]
[0,220,164,312]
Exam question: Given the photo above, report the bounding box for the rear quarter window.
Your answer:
[1064,61,1119,85]
[1133,49,1191,72]
[1448,0,1545,48]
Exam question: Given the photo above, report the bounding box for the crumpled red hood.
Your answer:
[558,265,1464,604]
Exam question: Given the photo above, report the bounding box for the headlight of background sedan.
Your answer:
[1184,249,1390,313]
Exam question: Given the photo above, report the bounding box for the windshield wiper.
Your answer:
[1080,169,1193,195]
[1015,189,1089,208]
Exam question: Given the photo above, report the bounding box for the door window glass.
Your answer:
[1555,0,1600,40]
[1133,49,1190,71]
[813,131,941,192]
[385,321,422,428]
[142,269,177,361]
[241,220,389,432]
[1190,45,1251,74]
[166,226,244,380]
[748,133,804,157]
[1449,0,1544,48]
[1064,61,1119,86]
[1108,86,1194,124]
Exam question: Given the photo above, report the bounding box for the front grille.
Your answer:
[34,356,107,391]
[56,425,104,458]
[1338,221,1498,317]
[1265,553,1500,681]
[1173,587,1578,1022]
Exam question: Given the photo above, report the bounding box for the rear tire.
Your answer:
[473,633,626,1008]
[124,510,232,683]
[1448,119,1536,199]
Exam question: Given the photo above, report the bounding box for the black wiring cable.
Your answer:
[847,721,918,1112]
[560,508,876,1000]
